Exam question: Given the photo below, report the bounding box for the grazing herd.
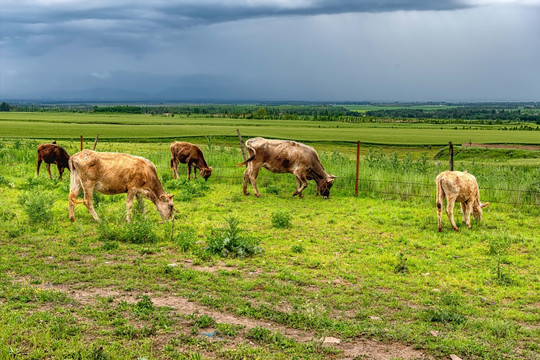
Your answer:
[35,138,488,230]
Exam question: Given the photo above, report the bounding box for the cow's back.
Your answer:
[71,150,157,194]
[437,171,478,202]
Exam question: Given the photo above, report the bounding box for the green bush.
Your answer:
[272,210,292,229]
[173,225,198,252]
[98,216,158,244]
[18,191,54,224]
[206,216,263,258]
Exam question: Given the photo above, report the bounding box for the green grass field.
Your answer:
[0,114,539,359]
[1,112,539,145]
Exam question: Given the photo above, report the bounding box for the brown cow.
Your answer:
[436,171,489,232]
[68,150,174,222]
[237,137,336,198]
[37,142,70,180]
[170,141,213,181]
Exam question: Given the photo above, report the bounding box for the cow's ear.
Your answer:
[481,202,489,208]
[169,194,174,199]
[209,167,213,171]
[329,174,337,179]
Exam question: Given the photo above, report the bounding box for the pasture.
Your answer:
[0,114,539,359]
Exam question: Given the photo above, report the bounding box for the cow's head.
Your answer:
[200,167,213,181]
[317,175,337,199]
[473,200,489,221]
[156,193,175,220]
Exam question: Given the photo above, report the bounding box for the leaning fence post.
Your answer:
[92,134,99,150]
[237,129,247,162]
[449,141,454,171]
[80,135,83,151]
[355,141,360,196]
[436,161,441,174]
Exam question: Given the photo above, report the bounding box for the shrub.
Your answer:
[98,216,158,244]
[133,295,154,317]
[206,216,263,258]
[291,244,305,254]
[272,210,292,229]
[173,225,198,252]
[393,252,409,274]
[18,191,54,224]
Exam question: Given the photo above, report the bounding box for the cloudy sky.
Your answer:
[1,0,539,102]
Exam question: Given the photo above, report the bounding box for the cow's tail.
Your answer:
[170,158,174,170]
[236,143,256,167]
[436,177,445,210]
[68,158,83,205]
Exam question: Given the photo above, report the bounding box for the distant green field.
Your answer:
[1,113,539,145]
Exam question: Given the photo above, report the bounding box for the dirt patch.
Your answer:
[29,282,431,360]
[462,143,540,151]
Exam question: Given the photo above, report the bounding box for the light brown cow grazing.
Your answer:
[37,142,70,180]
[436,171,489,232]
[237,137,336,198]
[170,142,213,181]
[69,150,174,222]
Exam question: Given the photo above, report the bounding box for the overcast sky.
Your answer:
[1,0,539,102]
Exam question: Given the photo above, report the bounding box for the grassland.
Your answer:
[1,112,540,145]
[0,113,539,359]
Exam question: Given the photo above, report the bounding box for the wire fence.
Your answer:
[198,166,539,207]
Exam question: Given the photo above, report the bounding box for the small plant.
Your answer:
[246,326,272,341]
[393,252,409,274]
[291,244,305,254]
[101,241,119,251]
[194,314,216,328]
[133,295,154,317]
[272,210,292,229]
[423,308,467,325]
[18,191,54,224]
[206,216,263,258]
[217,323,243,337]
[173,225,198,252]
[265,184,280,195]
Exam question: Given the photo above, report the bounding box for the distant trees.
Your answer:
[0,102,11,111]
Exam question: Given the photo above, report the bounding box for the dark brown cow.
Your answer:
[170,141,213,181]
[69,150,174,222]
[436,171,489,232]
[37,142,70,180]
[237,137,336,198]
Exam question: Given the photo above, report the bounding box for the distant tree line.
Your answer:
[365,107,540,123]
[3,101,539,123]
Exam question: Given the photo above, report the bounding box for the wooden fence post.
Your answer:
[92,134,99,150]
[449,141,454,171]
[355,141,360,196]
[80,135,83,151]
[237,129,247,162]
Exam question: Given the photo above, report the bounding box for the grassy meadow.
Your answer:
[0,112,539,359]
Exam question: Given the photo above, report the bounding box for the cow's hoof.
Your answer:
[70,217,75,222]
[438,228,442,232]
[255,194,261,198]
[452,227,459,232]
[243,192,250,196]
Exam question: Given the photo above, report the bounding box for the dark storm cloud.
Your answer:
[1,1,468,55]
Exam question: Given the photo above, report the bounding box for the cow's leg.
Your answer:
[82,182,100,222]
[248,164,262,197]
[171,159,178,179]
[136,192,145,215]
[187,162,192,181]
[36,157,42,176]
[464,202,473,229]
[58,165,64,180]
[46,163,53,180]
[445,195,458,231]
[460,202,467,224]
[125,190,137,222]
[292,171,308,198]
